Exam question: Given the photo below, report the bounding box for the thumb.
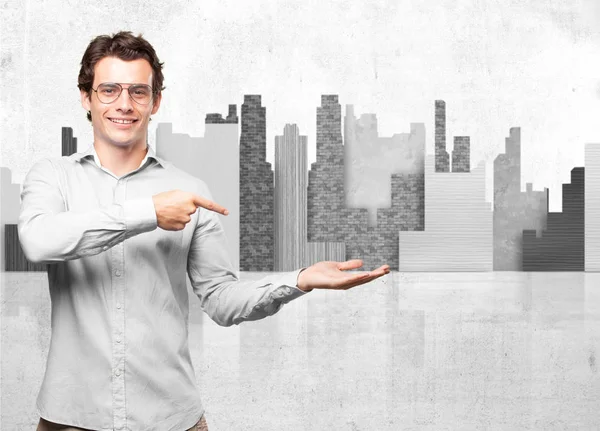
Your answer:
[337,259,363,271]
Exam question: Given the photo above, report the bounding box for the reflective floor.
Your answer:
[2,271,600,430]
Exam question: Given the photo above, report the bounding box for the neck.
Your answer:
[93,139,148,176]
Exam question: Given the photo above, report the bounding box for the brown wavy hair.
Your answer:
[78,31,165,122]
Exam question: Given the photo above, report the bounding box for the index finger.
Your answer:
[193,195,229,216]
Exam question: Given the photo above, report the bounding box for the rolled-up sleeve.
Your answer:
[186,181,308,327]
[18,158,157,263]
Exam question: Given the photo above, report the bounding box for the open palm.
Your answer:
[297,259,391,292]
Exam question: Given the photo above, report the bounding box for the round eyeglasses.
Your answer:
[91,82,155,105]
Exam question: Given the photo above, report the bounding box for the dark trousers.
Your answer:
[36,414,208,431]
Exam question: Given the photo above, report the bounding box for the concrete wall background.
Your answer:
[3,0,600,212]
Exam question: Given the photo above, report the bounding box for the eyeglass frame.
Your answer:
[90,82,158,105]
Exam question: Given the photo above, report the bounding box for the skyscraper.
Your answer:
[435,100,450,172]
[274,124,308,271]
[239,95,274,271]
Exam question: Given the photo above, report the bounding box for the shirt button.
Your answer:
[102,246,108,251]
[115,369,121,377]
[116,336,122,343]
[115,270,122,277]
[116,303,122,310]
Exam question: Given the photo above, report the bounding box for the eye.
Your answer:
[132,87,150,96]
[98,84,119,95]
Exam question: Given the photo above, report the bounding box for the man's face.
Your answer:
[81,56,161,149]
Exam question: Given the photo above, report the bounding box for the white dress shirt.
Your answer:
[18,143,307,431]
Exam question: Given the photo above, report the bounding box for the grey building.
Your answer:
[306,95,359,264]
[435,100,450,172]
[452,136,470,173]
[585,143,600,271]
[344,106,425,226]
[523,167,584,271]
[399,155,493,271]
[274,124,308,271]
[239,95,274,271]
[62,126,78,156]
[156,106,240,272]
[493,127,547,270]
[307,95,424,271]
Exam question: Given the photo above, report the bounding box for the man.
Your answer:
[18,31,390,431]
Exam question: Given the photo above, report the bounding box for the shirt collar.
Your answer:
[74,143,166,169]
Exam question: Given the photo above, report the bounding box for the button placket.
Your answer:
[111,179,127,430]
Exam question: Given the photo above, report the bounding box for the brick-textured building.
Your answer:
[239,95,274,271]
[523,167,584,271]
[585,144,600,271]
[205,104,238,124]
[306,95,352,264]
[452,136,470,173]
[307,95,424,270]
[344,106,425,226]
[374,173,425,269]
[493,127,548,270]
[435,100,450,172]
[274,124,308,271]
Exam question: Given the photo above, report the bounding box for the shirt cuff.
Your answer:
[123,197,158,236]
[275,268,310,303]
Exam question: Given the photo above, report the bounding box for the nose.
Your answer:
[115,87,134,112]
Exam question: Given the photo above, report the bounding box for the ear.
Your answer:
[80,89,91,112]
[151,92,162,115]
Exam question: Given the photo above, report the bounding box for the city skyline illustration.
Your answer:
[2,95,599,273]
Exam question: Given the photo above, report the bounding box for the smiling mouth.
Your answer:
[109,118,138,124]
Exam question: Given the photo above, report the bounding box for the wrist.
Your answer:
[297,268,312,292]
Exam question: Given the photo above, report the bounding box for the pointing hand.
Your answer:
[152,189,228,231]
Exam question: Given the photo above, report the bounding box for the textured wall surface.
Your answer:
[3,1,600,429]
[3,271,600,430]
[3,1,600,212]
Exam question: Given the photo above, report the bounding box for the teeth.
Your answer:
[110,118,134,124]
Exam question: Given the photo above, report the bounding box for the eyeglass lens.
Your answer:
[96,83,153,104]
